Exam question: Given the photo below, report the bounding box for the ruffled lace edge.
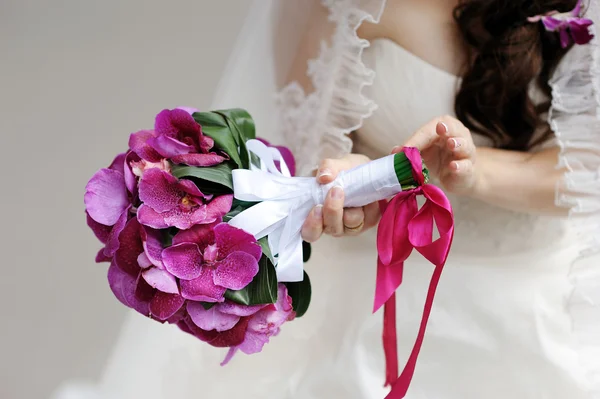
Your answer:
[276,0,387,176]
[549,0,600,394]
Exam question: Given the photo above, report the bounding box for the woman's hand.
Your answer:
[395,115,481,195]
[301,154,381,242]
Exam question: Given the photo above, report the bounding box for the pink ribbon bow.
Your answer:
[374,147,454,398]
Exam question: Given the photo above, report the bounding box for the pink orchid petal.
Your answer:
[572,0,583,17]
[187,302,240,332]
[205,195,234,223]
[142,267,179,294]
[248,285,294,334]
[162,243,203,280]
[184,316,250,348]
[141,226,164,268]
[128,130,162,162]
[148,135,194,158]
[123,151,139,194]
[204,244,219,263]
[104,208,129,257]
[84,168,129,226]
[570,19,594,44]
[165,306,187,324]
[86,212,111,244]
[96,248,112,263]
[149,292,185,321]
[137,252,153,268]
[155,109,201,139]
[217,301,267,317]
[108,153,126,175]
[237,330,270,355]
[171,153,227,167]
[178,179,206,198]
[172,223,216,248]
[199,135,214,153]
[213,252,259,291]
[214,223,262,261]
[180,268,226,302]
[107,263,149,316]
[114,218,144,277]
[138,169,182,213]
[542,16,563,31]
[136,204,169,229]
[135,273,156,302]
[137,204,209,230]
[220,347,239,366]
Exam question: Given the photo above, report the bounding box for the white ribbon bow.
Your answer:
[228,140,402,282]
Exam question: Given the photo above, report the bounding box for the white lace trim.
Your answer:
[549,0,600,394]
[276,0,386,176]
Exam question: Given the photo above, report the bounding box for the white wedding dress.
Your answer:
[55,1,600,398]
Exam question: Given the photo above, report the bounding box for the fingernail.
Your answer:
[439,122,449,134]
[331,186,344,200]
[318,168,332,178]
[451,138,461,149]
[314,205,323,218]
[452,161,460,171]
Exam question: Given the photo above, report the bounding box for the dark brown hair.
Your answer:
[453,0,578,150]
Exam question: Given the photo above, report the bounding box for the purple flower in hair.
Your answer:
[528,0,594,48]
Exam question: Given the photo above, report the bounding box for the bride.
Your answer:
[59,0,600,398]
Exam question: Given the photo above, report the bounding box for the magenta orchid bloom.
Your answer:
[129,108,227,167]
[85,153,133,258]
[528,0,594,48]
[175,284,295,364]
[162,223,262,303]
[136,168,233,229]
[221,284,295,364]
[107,218,186,322]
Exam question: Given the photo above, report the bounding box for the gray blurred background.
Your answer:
[0,1,254,398]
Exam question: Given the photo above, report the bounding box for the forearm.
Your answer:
[470,147,568,216]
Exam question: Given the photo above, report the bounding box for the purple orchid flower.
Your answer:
[528,0,594,48]
[129,108,227,167]
[161,223,262,303]
[85,153,134,258]
[220,284,295,365]
[106,219,186,322]
[136,168,233,230]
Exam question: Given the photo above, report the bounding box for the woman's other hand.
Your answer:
[301,154,381,242]
[396,115,481,195]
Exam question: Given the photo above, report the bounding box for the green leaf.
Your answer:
[223,199,257,222]
[258,237,275,265]
[224,256,278,306]
[192,111,243,168]
[216,109,255,169]
[201,302,216,310]
[217,109,256,141]
[302,241,312,263]
[171,162,235,191]
[285,272,312,318]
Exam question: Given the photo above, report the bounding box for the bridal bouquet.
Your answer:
[84,108,311,363]
[85,107,453,392]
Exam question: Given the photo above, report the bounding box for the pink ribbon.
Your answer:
[374,147,454,398]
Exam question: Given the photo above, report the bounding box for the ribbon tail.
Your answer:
[383,293,398,387]
[385,265,443,399]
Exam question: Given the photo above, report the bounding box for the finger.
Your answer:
[448,159,473,176]
[343,207,365,236]
[363,202,381,229]
[323,186,345,237]
[446,136,476,160]
[403,120,440,151]
[301,205,324,243]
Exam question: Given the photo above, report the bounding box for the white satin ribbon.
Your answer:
[228,139,403,282]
